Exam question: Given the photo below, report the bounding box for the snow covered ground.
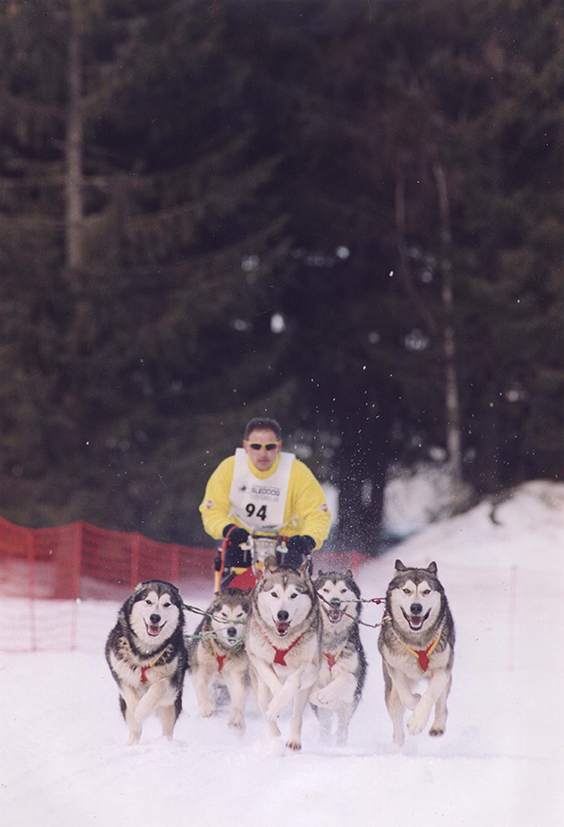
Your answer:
[1,480,563,827]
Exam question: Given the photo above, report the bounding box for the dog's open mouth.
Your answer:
[275,621,291,637]
[402,609,430,631]
[323,605,344,623]
[145,620,165,637]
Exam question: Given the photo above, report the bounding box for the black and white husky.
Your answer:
[105,579,188,745]
[378,560,455,747]
[245,556,322,751]
[310,569,367,746]
[187,587,252,729]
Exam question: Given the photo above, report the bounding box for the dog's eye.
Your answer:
[145,599,153,605]
[420,589,431,596]
[290,593,298,600]
[340,588,347,594]
[163,602,171,608]
[402,588,411,595]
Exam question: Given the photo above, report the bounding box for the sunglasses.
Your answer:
[247,442,280,451]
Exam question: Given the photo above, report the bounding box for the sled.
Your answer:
[214,531,288,592]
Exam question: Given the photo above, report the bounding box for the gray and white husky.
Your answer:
[245,556,322,751]
[105,579,187,745]
[310,569,367,746]
[378,560,455,747]
[187,587,252,729]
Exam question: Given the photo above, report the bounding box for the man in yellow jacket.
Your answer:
[200,417,331,588]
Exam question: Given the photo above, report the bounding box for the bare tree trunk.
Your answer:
[65,0,83,273]
[395,165,437,334]
[433,161,463,502]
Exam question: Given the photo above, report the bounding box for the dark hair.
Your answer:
[244,418,282,441]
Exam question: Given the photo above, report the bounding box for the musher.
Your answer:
[199,417,331,590]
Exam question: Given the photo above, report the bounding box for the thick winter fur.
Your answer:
[245,556,322,750]
[378,560,455,747]
[187,587,252,729]
[105,579,187,745]
[310,569,367,746]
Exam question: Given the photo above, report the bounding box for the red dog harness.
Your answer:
[271,632,306,666]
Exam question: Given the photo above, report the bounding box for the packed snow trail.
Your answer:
[1,481,563,826]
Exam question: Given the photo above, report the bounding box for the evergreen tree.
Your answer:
[0,0,287,541]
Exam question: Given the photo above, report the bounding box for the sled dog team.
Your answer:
[106,558,455,751]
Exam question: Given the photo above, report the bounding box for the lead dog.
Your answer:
[245,556,322,750]
[378,560,455,747]
[105,579,188,745]
[187,587,252,729]
[310,569,367,745]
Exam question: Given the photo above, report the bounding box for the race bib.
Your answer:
[229,448,294,531]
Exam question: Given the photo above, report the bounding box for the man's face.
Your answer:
[243,428,281,472]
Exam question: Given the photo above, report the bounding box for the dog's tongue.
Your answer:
[409,616,423,630]
[148,624,161,636]
[275,621,291,636]
[328,607,343,622]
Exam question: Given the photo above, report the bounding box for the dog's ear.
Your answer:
[317,570,325,580]
[427,561,437,575]
[395,560,406,572]
[345,569,353,579]
[242,587,252,596]
[298,560,310,578]
[264,556,279,573]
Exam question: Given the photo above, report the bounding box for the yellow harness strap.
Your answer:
[140,649,166,683]
[399,631,441,672]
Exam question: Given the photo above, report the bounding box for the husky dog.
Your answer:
[310,569,367,746]
[187,587,252,729]
[378,560,455,747]
[245,556,322,750]
[105,579,187,745]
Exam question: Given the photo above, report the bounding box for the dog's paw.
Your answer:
[228,712,245,729]
[199,701,216,718]
[407,707,429,736]
[267,689,292,720]
[317,683,352,708]
[286,738,302,751]
[428,726,445,737]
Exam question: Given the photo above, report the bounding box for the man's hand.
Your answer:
[285,535,315,567]
[222,524,250,567]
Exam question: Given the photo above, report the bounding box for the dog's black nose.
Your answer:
[227,626,237,638]
[330,598,341,607]
[277,610,289,622]
[410,603,423,616]
[150,614,161,624]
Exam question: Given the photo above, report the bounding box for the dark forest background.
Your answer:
[0,0,562,552]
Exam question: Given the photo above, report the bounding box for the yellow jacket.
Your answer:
[199,452,331,549]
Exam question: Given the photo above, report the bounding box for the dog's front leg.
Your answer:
[249,660,281,738]
[192,665,217,718]
[407,669,450,736]
[316,666,356,708]
[224,672,249,729]
[386,664,420,710]
[134,678,177,724]
[267,661,318,721]
[429,673,452,737]
[286,686,310,751]
[120,686,142,745]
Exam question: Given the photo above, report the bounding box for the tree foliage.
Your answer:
[0,0,563,550]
